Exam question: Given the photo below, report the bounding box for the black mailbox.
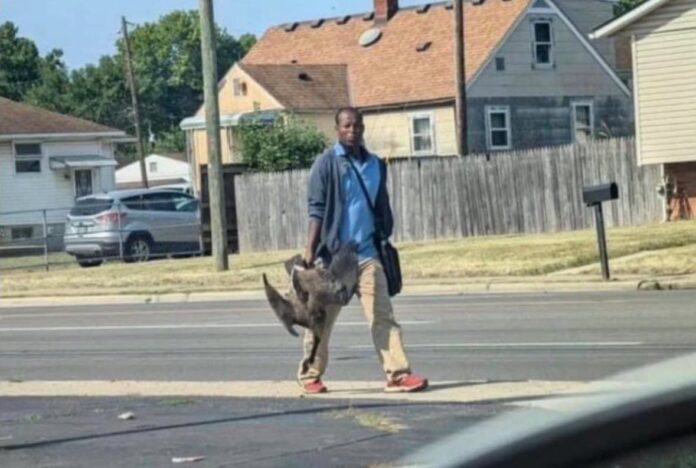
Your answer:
[583,183,619,206]
[582,182,619,281]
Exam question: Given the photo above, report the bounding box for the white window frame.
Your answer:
[13,142,43,174]
[485,106,512,151]
[409,112,436,156]
[531,19,554,69]
[571,101,594,143]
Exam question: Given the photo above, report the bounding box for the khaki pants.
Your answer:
[297,259,411,383]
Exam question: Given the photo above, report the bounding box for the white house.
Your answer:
[0,97,133,248]
[115,153,191,189]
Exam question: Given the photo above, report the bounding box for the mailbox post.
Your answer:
[582,183,619,281]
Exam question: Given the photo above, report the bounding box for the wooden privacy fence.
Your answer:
[235,137,663,252]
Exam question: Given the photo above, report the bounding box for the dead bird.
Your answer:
[262,243,359,372]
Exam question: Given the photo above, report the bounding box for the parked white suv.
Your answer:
[64,188,201,267]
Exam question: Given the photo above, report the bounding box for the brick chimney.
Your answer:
[374,0,398,25]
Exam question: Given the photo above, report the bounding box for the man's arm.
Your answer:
[305,153,327,265]
[303,218,322,266]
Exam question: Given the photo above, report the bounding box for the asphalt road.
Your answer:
[2,290,696,382]
[3,290,696,467]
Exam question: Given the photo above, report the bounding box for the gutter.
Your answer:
[0,132,134,142]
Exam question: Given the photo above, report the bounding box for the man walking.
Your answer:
[298,106,428,394]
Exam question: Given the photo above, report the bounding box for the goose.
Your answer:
[262,242,359,372]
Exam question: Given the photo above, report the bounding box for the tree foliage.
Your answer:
[0,22,41,100]
[239,116,328,172]
[614,0,643,16]
[0,13,256,155]
[23,49,73,114]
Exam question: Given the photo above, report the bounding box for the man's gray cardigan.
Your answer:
[307,145,394,263]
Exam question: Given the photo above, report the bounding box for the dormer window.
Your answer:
[532,20,554,68]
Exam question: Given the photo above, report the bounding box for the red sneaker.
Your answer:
[385,373,429,393]
[301,379,328,394]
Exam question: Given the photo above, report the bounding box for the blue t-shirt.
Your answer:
[336,143,380,261]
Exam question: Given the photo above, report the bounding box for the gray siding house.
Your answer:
[466,0,633,152]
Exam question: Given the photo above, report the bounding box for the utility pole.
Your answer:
[454,0,469,156]
[199,0,228,271]
[121,17,149,189]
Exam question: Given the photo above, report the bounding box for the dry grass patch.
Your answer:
[0,252,75,272]
[583,243,696,276]
[0,249,297,298]
[331,408,407,434]
[2,221,695,298]
[400,220,696,277]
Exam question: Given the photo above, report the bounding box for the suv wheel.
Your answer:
[124,235,152,263]
[76,255,103,268]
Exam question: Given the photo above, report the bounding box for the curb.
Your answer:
[2,276,694,308]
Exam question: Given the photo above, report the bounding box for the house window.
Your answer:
[410,113,435,155]
[495,57,505,72]
[14,143,42,173]
[149,161,158,173]
[485,106,511,150]
[572,102,594,144]
[532,20,553,68]
[233,78,247,96]
[74,169,93,198]
[11,226,33,240]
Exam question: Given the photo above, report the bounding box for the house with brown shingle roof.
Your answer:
[182,0,632,185]
[0,97,132,247]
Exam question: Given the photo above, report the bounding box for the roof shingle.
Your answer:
[0,97,125,136]
[240,64,350,110]
[243,0,532,108]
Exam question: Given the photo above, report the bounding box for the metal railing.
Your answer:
[0,200,205,272]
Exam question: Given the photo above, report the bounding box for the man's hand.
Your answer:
[304,219,322,267]
[303,248,315,267]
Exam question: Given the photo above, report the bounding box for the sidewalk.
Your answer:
[0,379,589,403]
[2,273,695,308]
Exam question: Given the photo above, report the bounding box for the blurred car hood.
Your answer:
[402,352,696,468]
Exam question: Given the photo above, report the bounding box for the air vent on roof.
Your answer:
[298,72,312,81]
[284,22,299,32]
[363,12,375,21]
[416,41,432,52]
[444,2,454,10]
[311,18,324,28]
[417,4,431,14]
[359,28,382,47]
[337,15,351,25]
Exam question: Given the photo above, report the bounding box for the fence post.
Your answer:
[117,203,124,260]
[42,209,49,272]
[198,198,205,257]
